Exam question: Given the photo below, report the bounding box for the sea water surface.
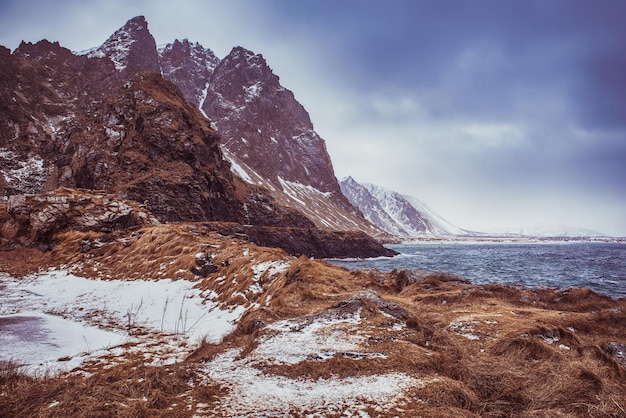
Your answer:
[328,242,626,299]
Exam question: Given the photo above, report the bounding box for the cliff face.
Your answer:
[198,46,380,234]
[158,39,219,108]
[51,71,243,223]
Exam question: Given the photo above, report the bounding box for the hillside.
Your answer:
[1,209,625,416]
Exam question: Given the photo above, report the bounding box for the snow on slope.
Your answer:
[340,176,466,238]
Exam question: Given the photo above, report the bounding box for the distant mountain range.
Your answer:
[340,177,614,240]
[488,223,606,238]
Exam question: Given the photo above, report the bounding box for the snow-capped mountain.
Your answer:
[82,16,380,236]
[340,176,466,238]
[0,15,393,256]
[86,16,160,76]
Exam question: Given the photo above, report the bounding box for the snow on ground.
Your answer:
[200,348,418,417]
[198,309,420,416]
[0,270,246,374]
[254,310,367,364]
[249,260,289,294]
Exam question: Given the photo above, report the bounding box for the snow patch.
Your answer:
[201,348,416,417]
[223,153,253,183]
[200,307,419,417]
[0,270,246,374]
[249,260,289,294]
[253,310,365,364]
[277,176,332,207]
[198,82,210,118]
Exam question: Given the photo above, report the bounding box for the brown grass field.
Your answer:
[1,224,625,417]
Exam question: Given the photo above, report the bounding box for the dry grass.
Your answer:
[0,358,226,418]
[2,224,626,416]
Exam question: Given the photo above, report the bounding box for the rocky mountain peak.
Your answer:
[87,15,159,76]
[159,39,219,107]
[2,16,387,242]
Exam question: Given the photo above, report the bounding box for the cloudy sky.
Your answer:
[2,0,625,235]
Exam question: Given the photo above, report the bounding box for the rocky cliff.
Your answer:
[70,16,378,234]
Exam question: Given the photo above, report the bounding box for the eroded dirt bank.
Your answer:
[1,223,625,417]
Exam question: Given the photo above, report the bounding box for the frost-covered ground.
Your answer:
[0,270,244,374]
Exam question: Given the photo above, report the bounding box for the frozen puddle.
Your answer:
[0,312,126,374]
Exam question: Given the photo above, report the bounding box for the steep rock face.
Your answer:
[340,176,464,238]
[1,16,396,257]
[75,17,379,235]
[0,40,121,195]
[158,39,219,108]
[87,15,160,78]
[46,72,242,223]
[204,47,336,191]
[200,46,379,234]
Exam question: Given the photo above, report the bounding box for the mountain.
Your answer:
[159,40,379,235]
[200,46,369,229]
[340,176,466,238]
[76,15,375,235]
[158,38,219,109]
[86,15,160,77]
[490,223,606,238]
[0,16,394,258]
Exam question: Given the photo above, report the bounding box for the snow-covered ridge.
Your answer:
[87,26,137,71]
[340,176,465,238]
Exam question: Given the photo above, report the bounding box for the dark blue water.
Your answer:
[328,242,626,299]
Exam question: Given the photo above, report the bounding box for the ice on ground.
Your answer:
[0,312,126,375]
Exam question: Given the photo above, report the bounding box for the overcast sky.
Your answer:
[1,0,625,235]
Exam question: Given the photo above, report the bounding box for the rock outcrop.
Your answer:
[0,188,157,250]
[158,39,219,108]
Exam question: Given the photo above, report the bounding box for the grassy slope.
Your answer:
[1,224,625,417]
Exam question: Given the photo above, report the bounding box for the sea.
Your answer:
[328,242,626,299]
